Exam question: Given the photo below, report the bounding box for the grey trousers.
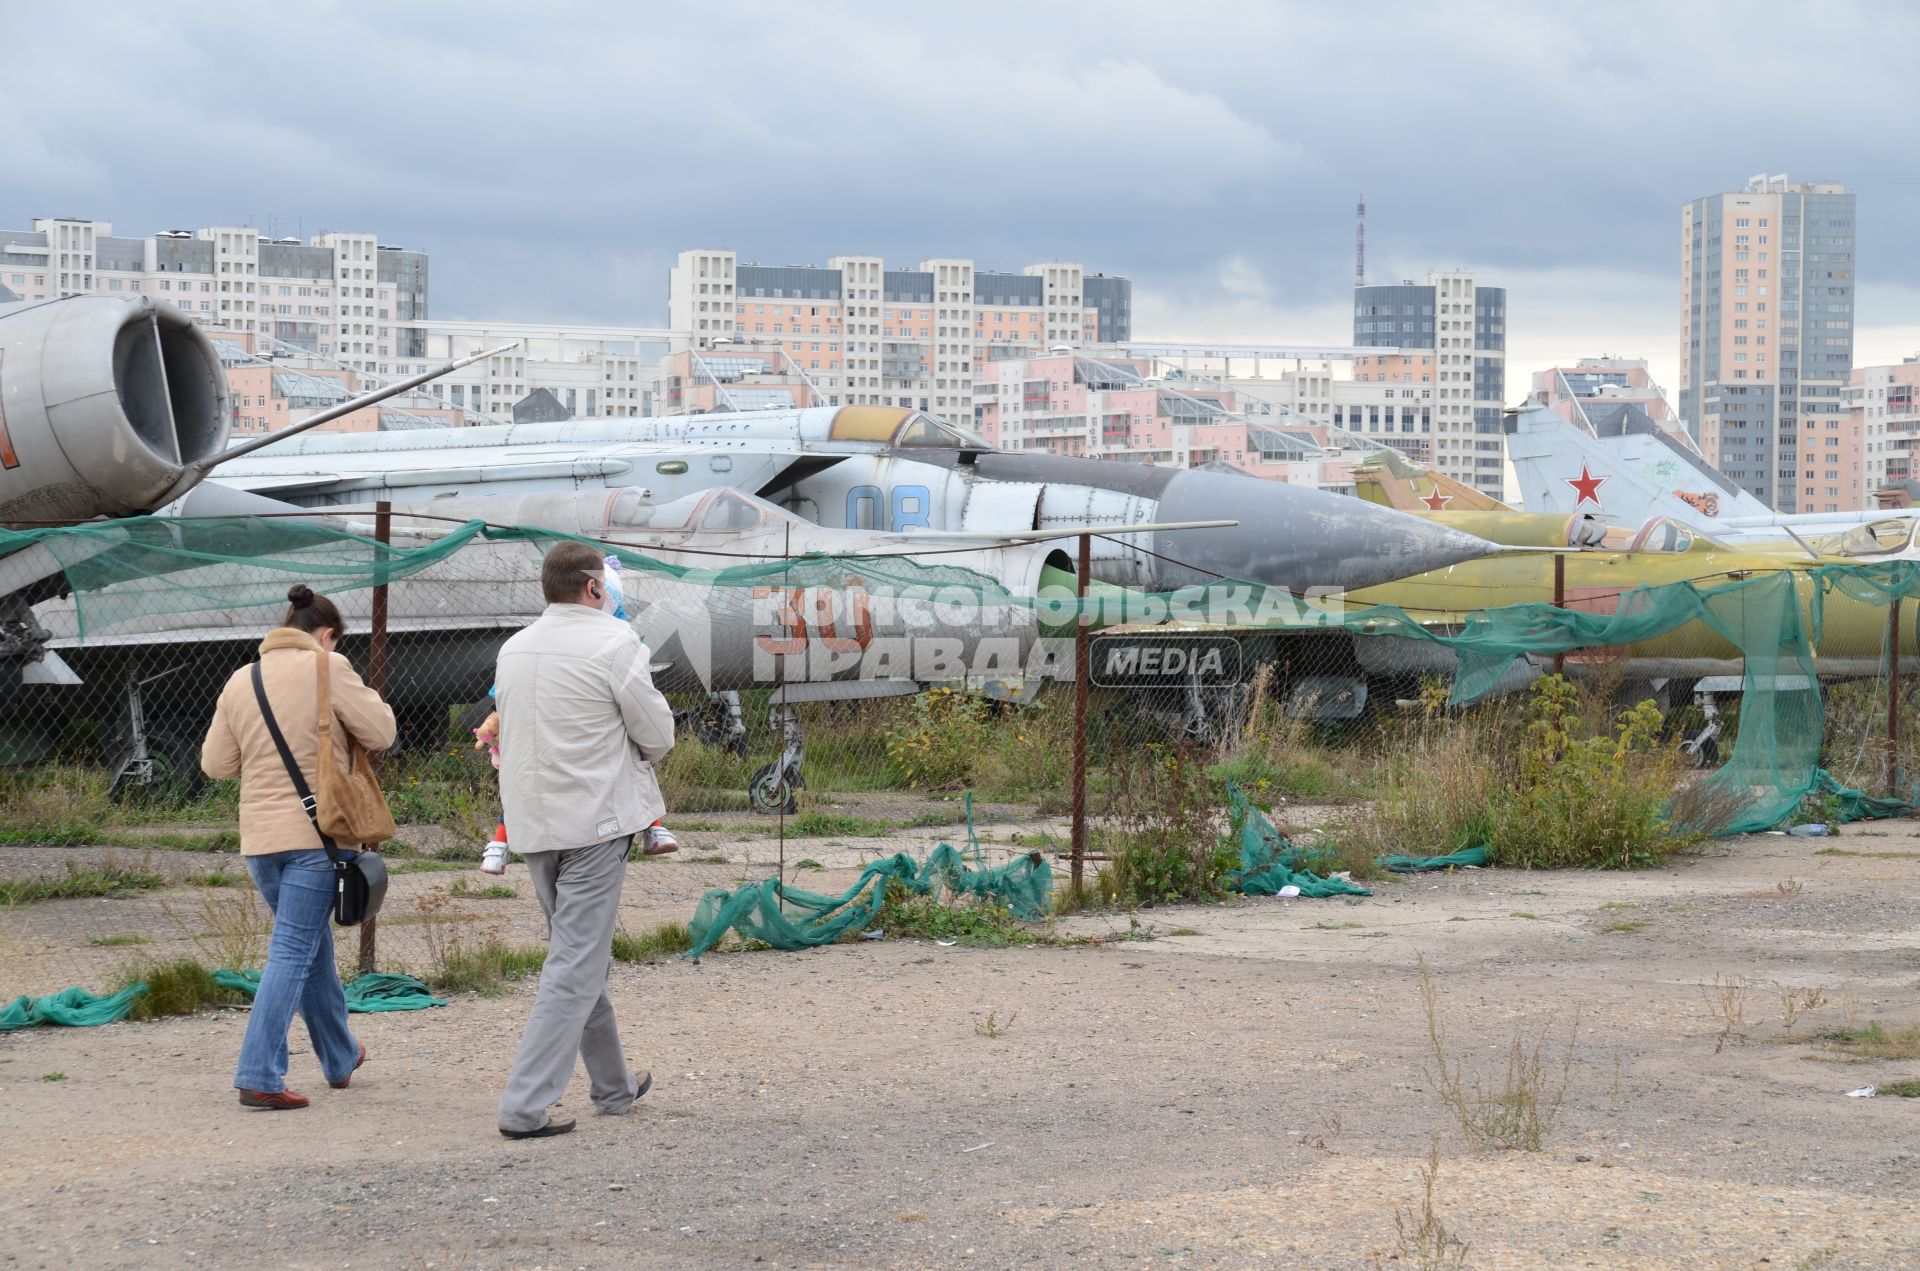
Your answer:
[497,835,642,1132]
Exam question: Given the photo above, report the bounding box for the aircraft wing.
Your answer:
[216,472,359,495]
[214,440,840,506]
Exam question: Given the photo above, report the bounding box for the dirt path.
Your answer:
[3,825,1919,1268]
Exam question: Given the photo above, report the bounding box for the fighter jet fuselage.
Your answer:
[215,403,1497,597]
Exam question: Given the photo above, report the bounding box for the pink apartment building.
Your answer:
[1851,357,1920,493]
[666,251,1126,424]
[974,353,1354,489]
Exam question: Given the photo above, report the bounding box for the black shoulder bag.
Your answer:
[251,661,389,927]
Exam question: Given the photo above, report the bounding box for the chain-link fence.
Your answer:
[5,511,1920,1001]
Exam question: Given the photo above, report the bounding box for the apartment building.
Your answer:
[1680,176,1857,513]
[972,351,1356,491]
[1531,357,1679,430]
[1352,270,1507,496]
[1850,357,1920,494]
[665,250,1131,420]
[210,333,461,436]
[0,217,429,374]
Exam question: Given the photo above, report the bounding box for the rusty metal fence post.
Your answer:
[1070,532,1090,893]
[1889,598,1902,798]
[1551,553,1567,678]
[362,500,392,975]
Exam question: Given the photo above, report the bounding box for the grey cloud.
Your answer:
[4,0,1915,364]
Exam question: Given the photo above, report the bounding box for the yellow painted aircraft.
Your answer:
[1342,449,1915,681]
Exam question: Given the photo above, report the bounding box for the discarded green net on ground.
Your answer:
[686,843,1054,957]
[1810,769,1917,824]
[1226,784,1373,899]
[0,983,148,1031]
[212,969,446,1012]
[1378,846,1492,872]
[1,972,444,1031]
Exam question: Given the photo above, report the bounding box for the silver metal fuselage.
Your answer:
[213,404,1499,596]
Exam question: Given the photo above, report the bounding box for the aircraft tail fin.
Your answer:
[1351,447,1509,513]
[1504,404,1773,527]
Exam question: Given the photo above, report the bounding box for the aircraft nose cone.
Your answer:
[1149,467,1497,592]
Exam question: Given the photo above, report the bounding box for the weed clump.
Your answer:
[882,688,1072,799]
[164,884,272,971]
[0,859,168,905]
[119,957,246,1020]
[973,1009,1018,1039]
[1394,1134,1469,1268]
[1210,668,1367,803]
[447,877,517,900]
[611,922,693,962]
[1101,746,1235,907]
[785,811,892,838]
[1818,1021,1920,1061]
[1418,954,1578,1151]
[876,881,1039,946]
[1346,676,1718,869]
[1491,678,1702,868]
[427,940,547,995]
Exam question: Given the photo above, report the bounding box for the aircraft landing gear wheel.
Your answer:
[749,762,799,815]
[109,728,206,806]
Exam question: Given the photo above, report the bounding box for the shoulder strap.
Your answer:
[251,660,343,861]
[314,643,334,738]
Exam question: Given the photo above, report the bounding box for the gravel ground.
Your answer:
[3,823,1920,1268]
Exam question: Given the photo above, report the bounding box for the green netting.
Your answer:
[1811,769,1918,824]
[1226,783,1373,898]
[0,972,443,1031]
[0,983,147,1031]
[1378,847,1493,873]
[212,969,447,1012]
[9,515,1920,837]
[686,843,1054,957]
[0,515,1039,641]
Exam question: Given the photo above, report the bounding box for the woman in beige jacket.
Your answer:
[202,584,396,1110]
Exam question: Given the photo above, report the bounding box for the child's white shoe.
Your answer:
[480,841,509,875]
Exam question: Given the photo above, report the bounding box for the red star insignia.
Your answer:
[1419,485,1452,511]
[1566,462,1607,508]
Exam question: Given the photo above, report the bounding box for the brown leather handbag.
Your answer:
[314,650,397,845]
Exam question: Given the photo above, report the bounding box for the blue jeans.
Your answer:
[233,849,360,1093]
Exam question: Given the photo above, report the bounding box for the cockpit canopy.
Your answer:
[604,486,801,533]
[824,405,990,449]
[1814,518,1919,559]
[1596,516,1701,555]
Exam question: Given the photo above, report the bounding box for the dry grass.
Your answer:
[1665,774,1755,838]
[1701,973,1751,1054]
[402,888,492,983]
[1776,984,1830,1033]
[1418,954,1578,1152]
[973,1009,1018,1039]
[1817,1021,1920,1062]
[611,921,692,963]
[163,885,272,971]
[1391,1134,1470,1269]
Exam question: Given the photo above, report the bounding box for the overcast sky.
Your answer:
[6,0,1917,399]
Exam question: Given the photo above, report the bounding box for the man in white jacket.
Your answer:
[494,541,675,1139]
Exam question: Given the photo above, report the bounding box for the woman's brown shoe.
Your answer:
[329,1042,368,1090]
[238,1088,310,1110]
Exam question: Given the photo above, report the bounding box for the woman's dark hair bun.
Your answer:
[286,584,315,609]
